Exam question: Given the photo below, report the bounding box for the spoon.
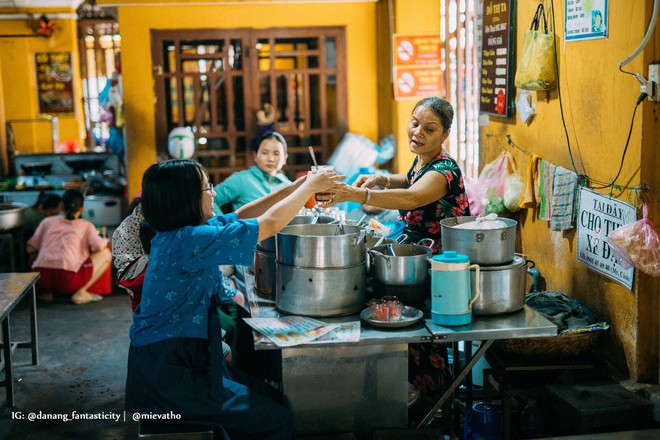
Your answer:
[386,243,396,256]
[357,213,368,227]
[308,146,318,167]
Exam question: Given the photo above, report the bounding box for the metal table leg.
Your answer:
[2,316,14,407]
[417,339,494,429]
[29,285,39,365]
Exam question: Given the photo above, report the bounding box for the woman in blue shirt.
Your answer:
[213,131,291,213]
[126,159,338,439]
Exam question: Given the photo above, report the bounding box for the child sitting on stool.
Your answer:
[27,189,112,305]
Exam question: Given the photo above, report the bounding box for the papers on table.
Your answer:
[244,316,360,347]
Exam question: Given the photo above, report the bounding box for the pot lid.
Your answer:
[471,254,526,271]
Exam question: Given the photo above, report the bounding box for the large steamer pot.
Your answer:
[276,224,366,268]
[471,254,528,315]
[259,214,335,252]
[369,242,433,286]
[440,216,517,265]
[0,202,28,231]
[276,263,366,317]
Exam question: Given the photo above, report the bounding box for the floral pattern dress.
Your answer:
[400,152,470,426]
[399,152,470,252]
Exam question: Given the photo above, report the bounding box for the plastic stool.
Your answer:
[88,264,112,295]
[138,420,225,440]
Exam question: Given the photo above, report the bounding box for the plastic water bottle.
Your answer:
[520,398,543,438]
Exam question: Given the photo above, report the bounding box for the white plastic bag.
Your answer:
[516,89,536,124]
[504,173,524,212]
[608,204,660,277]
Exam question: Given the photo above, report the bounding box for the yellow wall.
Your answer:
[479,1,659,380]
[0,51,6,175]
[114,2,379,198]
[0,10,85,155]
[389,0,441,172]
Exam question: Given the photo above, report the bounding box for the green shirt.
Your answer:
[213,165,291,213]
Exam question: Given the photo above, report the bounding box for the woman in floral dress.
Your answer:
[330,96,471,426]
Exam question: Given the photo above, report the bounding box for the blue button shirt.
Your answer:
[129,213,259,346]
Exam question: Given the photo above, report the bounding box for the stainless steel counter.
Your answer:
[245,277,558,436]
[425,306,557,342]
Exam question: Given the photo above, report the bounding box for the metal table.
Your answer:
[250,294,432,436]
[248,275,556,436]
[0,272,40,408]
[419,306,557,428]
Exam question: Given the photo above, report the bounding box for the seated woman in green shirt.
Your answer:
[213,132,291,213]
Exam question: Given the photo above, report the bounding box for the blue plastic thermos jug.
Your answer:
[431,251,480,326]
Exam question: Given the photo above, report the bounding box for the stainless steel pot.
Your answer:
[440,216,517,265]
[470,254,528,315]
[259,214,335,252]
[276,224,366,268]
[276,262,366,317]
[0,202,28,231]
[369,241,433,286]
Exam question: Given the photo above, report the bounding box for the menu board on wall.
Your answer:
[479,0,515,117]
[35,52,74,115]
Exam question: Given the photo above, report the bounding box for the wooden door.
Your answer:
[151,27,347,184]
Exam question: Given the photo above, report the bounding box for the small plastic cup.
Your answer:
[389,301,404,321]
[311,165,334,206]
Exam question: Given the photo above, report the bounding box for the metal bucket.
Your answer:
[440,216,517,265]
[276,224,365,268]
[368,240,433,286]
[259,214,335,252]
[276,262,366,317]
[471,254,528,315]
[0,202,28,231]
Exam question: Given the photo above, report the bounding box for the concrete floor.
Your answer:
[1,285,659,440]
[0,290,136,440]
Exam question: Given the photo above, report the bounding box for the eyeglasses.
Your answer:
[203,182,215,193]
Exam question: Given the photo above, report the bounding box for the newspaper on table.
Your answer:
[308,321,360,344]
[244,316,346,347]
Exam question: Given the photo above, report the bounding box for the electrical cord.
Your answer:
[549,0,582,176]
[589,93,646,190]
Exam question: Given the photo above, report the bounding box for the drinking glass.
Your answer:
[311,165,334,206]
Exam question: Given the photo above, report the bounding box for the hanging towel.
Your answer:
[550,166,578,231]
[518,154,541,210]
[538,160,555,221]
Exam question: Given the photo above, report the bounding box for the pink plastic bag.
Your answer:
[465,152,516,216]
[608,204,660,277]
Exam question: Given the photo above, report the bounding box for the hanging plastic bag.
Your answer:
[514,3,557,91]
[516,89,536,124]
[503,172,524,212]
[465,151,516,216]
[608,204,660,277]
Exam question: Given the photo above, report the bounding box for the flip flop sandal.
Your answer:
[72,293,104,305]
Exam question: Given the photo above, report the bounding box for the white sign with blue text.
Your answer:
[565,0,608,41]
[577,188,635,290]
